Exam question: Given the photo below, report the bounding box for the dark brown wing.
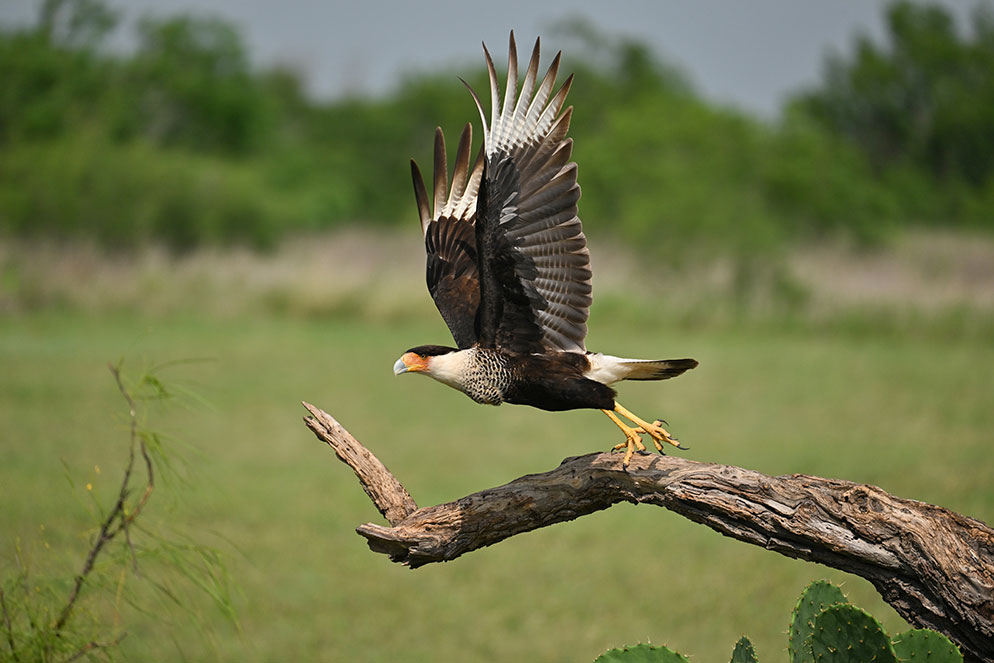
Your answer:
[411,124,484,349]
[467,32,592,354]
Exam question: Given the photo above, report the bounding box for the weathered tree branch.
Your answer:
[302,402,416,525]
[303,403,994,663]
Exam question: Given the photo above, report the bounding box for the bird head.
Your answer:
[393,345,459,376]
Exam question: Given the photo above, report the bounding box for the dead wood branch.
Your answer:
[302,403,994,663]
[302,402,416,525]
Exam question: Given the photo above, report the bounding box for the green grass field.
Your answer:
[2,295,992,661]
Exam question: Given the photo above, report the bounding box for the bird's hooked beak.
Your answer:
[393,352,428,375]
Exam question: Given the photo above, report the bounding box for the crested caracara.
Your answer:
[394,33,698,466]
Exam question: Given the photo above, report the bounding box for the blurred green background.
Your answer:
[1,1,992,661]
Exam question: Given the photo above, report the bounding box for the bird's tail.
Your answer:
[618,358,699,381]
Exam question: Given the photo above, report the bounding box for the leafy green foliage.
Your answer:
[2,0,991,251]
[730,636,758,663]
[127,14,271,154]
[800,1,994,183]
[808,604,897,663]
[594,643,690,662]
[891,629,962,663]
[789,580,849,663]
[0,137,289,250]
[795,1,994,228]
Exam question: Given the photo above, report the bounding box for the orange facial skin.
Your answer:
[394,352,429,374]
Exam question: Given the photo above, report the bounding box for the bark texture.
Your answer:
[302,403,994,663]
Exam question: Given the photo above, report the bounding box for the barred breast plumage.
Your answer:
[461,348,511,405]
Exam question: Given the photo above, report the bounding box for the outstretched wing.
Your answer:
[467,32,592,354]
[411,124,485,349]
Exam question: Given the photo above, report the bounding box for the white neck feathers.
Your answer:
[424,349,475,391]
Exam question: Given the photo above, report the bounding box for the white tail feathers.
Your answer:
[584,354,698,385]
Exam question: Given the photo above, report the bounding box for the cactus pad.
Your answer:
[789,580,849,663]
[891,629,962,663]
[730,635,759,663]
[594,581,962,663]
[594,643,690,662]
[808,604,897,663]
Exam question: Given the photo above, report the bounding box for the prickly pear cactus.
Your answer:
[730,635,758,663]
[808,604,897,663]
[594,642,690,662]
[789,580,849,663]
[891,629,962,663]
[595,582,961,663]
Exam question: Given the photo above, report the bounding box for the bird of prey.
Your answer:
[393,32,697,466]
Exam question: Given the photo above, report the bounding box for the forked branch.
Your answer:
[54,364,154,637]
[302,402,994,663]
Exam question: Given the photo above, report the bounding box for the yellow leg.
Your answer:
[601,409,645,467]
[614,402,683,453]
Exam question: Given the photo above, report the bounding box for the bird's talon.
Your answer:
[605,405,688,462]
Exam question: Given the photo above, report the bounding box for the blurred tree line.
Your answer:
[0,0,991,253]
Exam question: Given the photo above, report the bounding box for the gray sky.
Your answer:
[1,0,987,117]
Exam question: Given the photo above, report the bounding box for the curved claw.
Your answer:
[610,431,644,468]
[622,441,635,467]
[605,405,688,464]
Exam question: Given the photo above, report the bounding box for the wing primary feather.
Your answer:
[482,42,499,154]
[432,127,448,217]
[548,106,574,142]
[453,144,485,219]
[515,106,573,177]
[465,147,486,213]
[447,123,472,210]
[499,32,518,147]
[538,74,574,129]
[460,77,489,148]
[525,51,561,128]
[513,37,540,125]
[411,160,431,233]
